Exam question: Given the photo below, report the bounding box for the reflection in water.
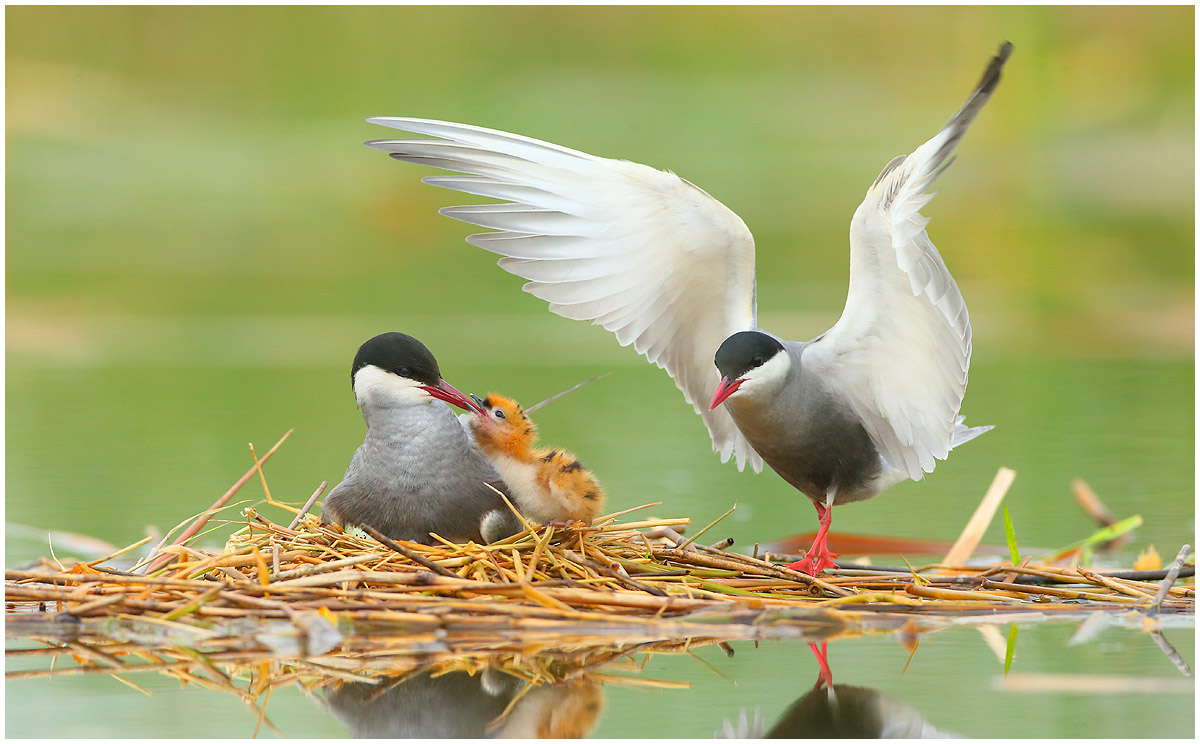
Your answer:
[10,619,1193,738]
[720,643,953,739]
[321,669,603,738]
[761,682,953,738]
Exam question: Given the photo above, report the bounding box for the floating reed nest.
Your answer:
[5,442,1195,705]
[5,450,1196,738]
[6,495,1194,640]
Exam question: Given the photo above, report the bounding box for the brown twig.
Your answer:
[289,482,328,530]
[562,549,667,597]
[905,584,1025,602]
[140,430,292,575]
[1148,545,1192,615]
[360,525,459,578]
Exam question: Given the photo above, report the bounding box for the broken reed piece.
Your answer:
[1072,478,1133,550]
[561,549,667,597]
[288,481,328,530]
[939,466,1017,571]
[139,429,293,575]
[649,547,852,598]
[905,584,1025,602]
[676,504,737,550]
[1148,544,1192,616]
[360,524,460,578]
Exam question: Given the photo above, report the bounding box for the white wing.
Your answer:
[807,43,1009,481]
[366,117,763,471]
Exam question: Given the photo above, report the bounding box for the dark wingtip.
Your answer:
[976,41,1014,97]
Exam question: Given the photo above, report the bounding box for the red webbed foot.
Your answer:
[783,500,838,575]
[784,549,839,576]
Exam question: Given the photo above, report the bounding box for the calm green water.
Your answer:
[5,623,1195,738]
[4,358,1196,562]
[5,5,1194,738]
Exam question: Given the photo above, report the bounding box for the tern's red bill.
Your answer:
[709,376,744,410]
[422,379,487,415]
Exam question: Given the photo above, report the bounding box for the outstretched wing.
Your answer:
[366,118,763,471]
[807,42,1009,480]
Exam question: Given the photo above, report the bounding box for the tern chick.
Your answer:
[464,393,606,525]
[321,332,520,544]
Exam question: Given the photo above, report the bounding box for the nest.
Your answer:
[6,493,1194,636]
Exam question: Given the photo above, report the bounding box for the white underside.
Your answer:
[486,453,551,521]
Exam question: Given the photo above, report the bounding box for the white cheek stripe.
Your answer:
[736,351,790,395]
[354,365,431,407]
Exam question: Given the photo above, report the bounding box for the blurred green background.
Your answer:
[7,4,1193,551]
[5,5,1194,738]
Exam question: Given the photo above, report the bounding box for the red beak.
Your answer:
[710,376,744,410]
[421,379,487,415]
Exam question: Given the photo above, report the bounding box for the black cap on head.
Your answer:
[352,332,442,389]
[714,331,785,381]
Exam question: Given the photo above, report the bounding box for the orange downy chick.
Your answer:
[465,393,605,525]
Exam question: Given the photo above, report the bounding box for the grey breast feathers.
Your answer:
[322,405,519,544]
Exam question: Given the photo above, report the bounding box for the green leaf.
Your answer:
[1002,504,1021,565]
[1036,514,1143,561]
[900,555,929,585]
[1004,624,1018,676]
[1080,514,1142,548]
[1079,543,1094,568]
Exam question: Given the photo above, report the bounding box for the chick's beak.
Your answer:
[709,376,744,410]
[468,393,492,419]
[422,379,487,415]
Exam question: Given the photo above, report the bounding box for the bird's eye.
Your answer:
[494,409,506,420]
[751,355,764,367]
[398,367,412,377]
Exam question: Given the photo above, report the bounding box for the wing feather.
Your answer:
[807,43,1008,480]
[367,117,763,470]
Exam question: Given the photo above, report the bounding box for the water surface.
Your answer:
[5,621,1194,737]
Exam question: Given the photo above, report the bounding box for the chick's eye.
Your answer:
[494,409,506,420]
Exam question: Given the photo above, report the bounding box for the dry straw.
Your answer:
[5,466,1194,683]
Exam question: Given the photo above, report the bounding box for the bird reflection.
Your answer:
[720,643,954,738]
[761,681,954,738]
[321,668,603,738]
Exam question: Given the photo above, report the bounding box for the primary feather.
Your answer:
[805,43,1008,480]
[367,119,763,471]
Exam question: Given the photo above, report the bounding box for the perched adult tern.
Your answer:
[321,332,520,544]
[365,43,1008,573]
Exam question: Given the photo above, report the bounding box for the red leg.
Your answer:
[808,641,833,689]
[784,501,839,575]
